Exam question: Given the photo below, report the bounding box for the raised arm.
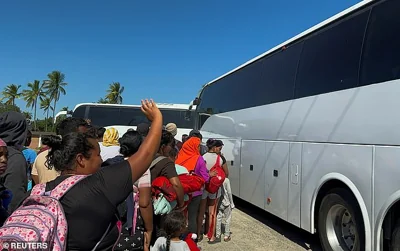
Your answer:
[127,99,162,182]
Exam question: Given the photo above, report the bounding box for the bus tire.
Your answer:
[390,221,400,251]
[318,188,365,251]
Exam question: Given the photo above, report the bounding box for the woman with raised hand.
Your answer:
[39,99,162,250]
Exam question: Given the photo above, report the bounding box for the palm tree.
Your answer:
[97,97,109,104]
[22,80,45,130]
[105,82,124,104]
[1,84,22,105]
[61,106,69,111]
[40,97,53,132]
[22,111,32,120]
[45,71,67,125]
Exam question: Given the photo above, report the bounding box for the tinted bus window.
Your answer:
[161,110,193,129]
[88,106,120,127]
[197,41,302,127]
[72,105,193,128]
[295,10,369,98]
[118,108,149,126]
[258,41,302,104]
[72,105,87,119]
[361,0,400,86]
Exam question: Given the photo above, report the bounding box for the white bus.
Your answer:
[70,103,195,140]
[188,0,400,250]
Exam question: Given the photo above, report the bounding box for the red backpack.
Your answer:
[205,154,226,194]
[151,176,177,202]
[178,173,205,194]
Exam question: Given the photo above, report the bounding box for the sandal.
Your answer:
[208,237,221,244]
[224,236,231,242]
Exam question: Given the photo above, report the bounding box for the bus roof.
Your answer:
[202,0,376,90]
[72,102,194,112]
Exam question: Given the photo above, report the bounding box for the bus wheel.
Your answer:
[390,221,400,251]
[318,188,365,251]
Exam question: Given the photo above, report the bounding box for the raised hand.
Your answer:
[141,99,162,122]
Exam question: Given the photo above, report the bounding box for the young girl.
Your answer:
[151,211,190,251]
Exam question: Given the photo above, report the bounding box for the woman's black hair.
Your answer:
[86,125,97,137]
[97,127,106,139]
[206,138,223,150]
[118,130,143,157]
[168,147,178,159]
[161,211,187,251]
[43,132,96,172]
[159,130,175,150]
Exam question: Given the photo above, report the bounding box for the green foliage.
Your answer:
[97,97,109,104]
[1,84,22,105]
[105,82,124,104]
[22,80,46,130]
[0,103,21,113]
[44,70,68,130]
[22,111,32,120]
[1,74,130,133]
[35,117,54,132]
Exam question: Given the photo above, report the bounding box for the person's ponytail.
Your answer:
[166,235,171,251]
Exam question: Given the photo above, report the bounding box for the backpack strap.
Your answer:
[91,222,112,251]
[45,175,88,200]
[215,154,221,168]
[149,156,166,170]
[31,183,46,196]
[131,185,140,235]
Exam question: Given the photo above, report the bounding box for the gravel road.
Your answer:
[198,197,322,251]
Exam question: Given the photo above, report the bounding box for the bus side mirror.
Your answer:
[193,97,200,106]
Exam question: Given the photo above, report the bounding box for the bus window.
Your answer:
[88,106,119,127]
[161,110,193,129]
[295,10,369,98]
[361,0,400,86]
[118,108,149,126]
[72,105,87,120]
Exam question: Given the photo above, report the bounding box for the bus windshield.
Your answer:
[72,105,194,128]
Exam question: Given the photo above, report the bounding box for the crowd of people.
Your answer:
[0,99,235,251]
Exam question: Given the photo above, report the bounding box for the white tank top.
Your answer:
[202,152,223,171]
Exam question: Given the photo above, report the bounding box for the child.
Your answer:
[215,178,235,242]
[21,131,37,191]
[151,211,191,251]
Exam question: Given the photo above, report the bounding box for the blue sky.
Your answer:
[0,0,359,118]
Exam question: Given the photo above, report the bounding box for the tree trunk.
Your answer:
[33,100,37,131]
[52,98,57,131]
[45,109,49,132]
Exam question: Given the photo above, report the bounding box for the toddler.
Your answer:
[151,211,191,251]
[215,178,235,242]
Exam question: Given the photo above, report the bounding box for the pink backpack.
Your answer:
[0,175,118,251]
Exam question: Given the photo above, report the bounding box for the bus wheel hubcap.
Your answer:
[326,205,357,251]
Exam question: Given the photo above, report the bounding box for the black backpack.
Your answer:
[101,156,145,251]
